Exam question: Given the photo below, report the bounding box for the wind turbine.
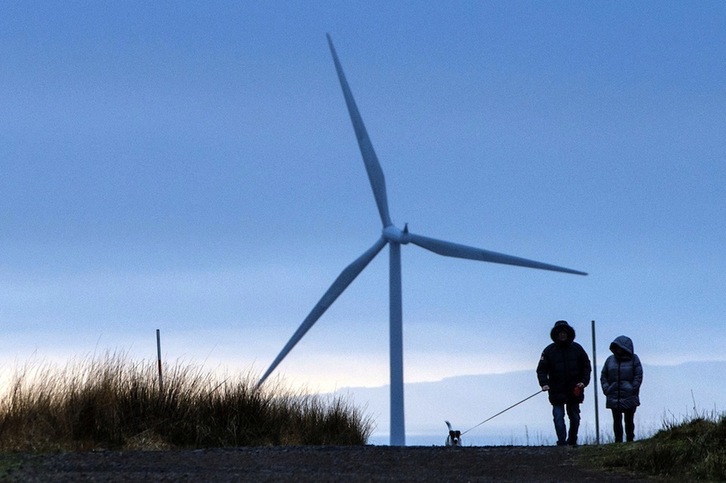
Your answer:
[258,34,587,446]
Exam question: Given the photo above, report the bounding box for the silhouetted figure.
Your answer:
[600,335,643,442]
[537,320,591,446]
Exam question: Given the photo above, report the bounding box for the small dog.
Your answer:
[445,420,462,447]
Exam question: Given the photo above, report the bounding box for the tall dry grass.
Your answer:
[0,352,373,451]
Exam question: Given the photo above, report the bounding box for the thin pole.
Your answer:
[591,320,600,445]
[156,329,163,393]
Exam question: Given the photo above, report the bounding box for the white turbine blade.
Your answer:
[408,232,587,276]
[257,237,388,387]
[327,34,392,228]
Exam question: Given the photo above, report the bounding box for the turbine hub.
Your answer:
[383,225,410,244]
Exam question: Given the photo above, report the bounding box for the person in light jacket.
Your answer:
[600,335,643,442]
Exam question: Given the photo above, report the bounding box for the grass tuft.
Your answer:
[581,412,726,481]
[0,352,373,451]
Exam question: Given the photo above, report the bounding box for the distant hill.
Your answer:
[331,361,726,445]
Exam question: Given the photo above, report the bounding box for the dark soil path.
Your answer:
[5,445,652,482]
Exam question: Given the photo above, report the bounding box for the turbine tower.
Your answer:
[258,35,587,446]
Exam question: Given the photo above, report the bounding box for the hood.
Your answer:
[550,320,575,344]
[609,335,634,357]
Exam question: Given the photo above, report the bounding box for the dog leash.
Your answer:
[460,390,544,436]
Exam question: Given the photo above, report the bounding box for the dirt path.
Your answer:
[6,445,650,482]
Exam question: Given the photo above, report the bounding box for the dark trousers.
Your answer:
[553,402,581,445]
[611,408,636,442]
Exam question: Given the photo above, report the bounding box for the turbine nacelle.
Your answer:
[383,224,410,244]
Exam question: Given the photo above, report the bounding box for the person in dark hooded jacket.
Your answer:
[600,335,643,442]
[537,320,591,446]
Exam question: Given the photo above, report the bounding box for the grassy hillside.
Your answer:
[581,413,726,481]
[0,353,373,451]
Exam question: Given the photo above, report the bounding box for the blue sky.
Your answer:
[2,2,725,395]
